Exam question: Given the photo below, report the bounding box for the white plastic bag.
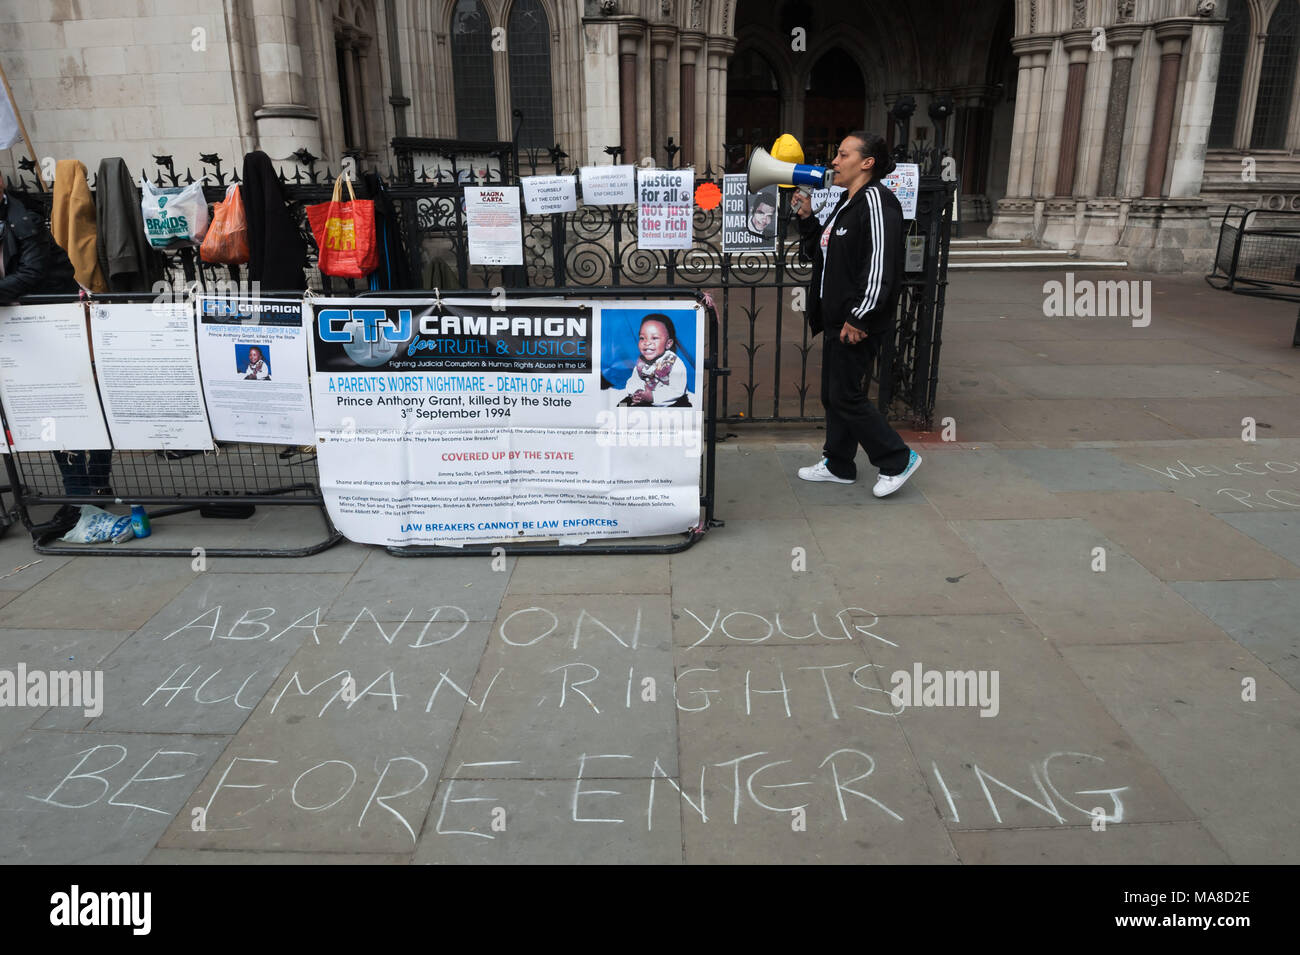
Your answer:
[59,506,135,544]
[141,177,210,249]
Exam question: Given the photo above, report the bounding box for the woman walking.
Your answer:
[791,131,921,498]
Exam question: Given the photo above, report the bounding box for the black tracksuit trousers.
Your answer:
[820,328,911,480]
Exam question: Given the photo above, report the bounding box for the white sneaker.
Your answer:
[872,450,921,498]
[798,459,854,484]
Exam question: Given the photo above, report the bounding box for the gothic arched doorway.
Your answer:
[726,47,783,171]
[802,48,866,165]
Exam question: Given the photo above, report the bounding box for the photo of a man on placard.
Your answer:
[748,193,777,240]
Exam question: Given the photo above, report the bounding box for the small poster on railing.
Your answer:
[521,175,577,215]
[637,168,694,250]
[579,165,635,205]
[881,162,920,220]
[194,295,317,445]
[465,185,524,265]
[0,302,112,452]
[88,301,215,451]
[721,174,778,254]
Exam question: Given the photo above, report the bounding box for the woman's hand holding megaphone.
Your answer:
[791,191,812,219]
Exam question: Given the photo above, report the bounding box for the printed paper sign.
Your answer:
[195,296,316,444]
[579,165,635,205]
[521,175,577,215]
[811,185,846,226]
[0,303,112,452]
[465,186,523,265]
[637,168,694,250]
[721,175,778,253]
[88,301,214,450]
[882,163,920,220]
[309,297,704,546]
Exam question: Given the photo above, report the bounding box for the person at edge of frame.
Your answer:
[0,188,113,538]
[790,131,921,498]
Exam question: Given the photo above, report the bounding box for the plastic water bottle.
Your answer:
[130,505,151,538]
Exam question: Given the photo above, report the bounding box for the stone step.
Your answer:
[949,258,1130,270]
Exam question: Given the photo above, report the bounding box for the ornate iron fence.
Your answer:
[5,142,953,427]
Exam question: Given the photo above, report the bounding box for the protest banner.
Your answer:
[308,296,704,546]
[636,169,693,250]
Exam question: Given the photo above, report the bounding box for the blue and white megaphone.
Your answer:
[746,146,834,194]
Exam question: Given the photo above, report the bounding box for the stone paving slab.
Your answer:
[1055,491,1300,581]
[1013,339,1243,366]
[0,730,230,864]
[949,822,1230,864]
[1215,512,1300,565]
[0,536,72,592]
[951,519,1231,645]
[936,372,1030,399]
[1060,640,1300,864]
[1139,397,1300,438]
[0,629,132,751]
[1170,581,1300,692]
[941,340,1045,367]
[0,556,197,631]
[146,849,412,864]
[326,549,514,622]
[975,399,1193,442]
[865,614,1198,830]
[669,518,850,644]
[1108,445,1300,512]
[673,644,958,864]
[50,572,354,735]
[914,449,1071,520]
[414,777,683,864]
[444,595,677,779]
[713,444,805,520]
[996,365,1283,399]
[506,554,670,595]
[926,400,1024,443]
[1000,449,1167,492]
[156,619,492,854]
[807,505,1020,617]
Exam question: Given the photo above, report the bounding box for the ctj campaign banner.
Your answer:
[308,296,704,546]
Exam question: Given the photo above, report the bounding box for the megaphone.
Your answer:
[746,146,834,194]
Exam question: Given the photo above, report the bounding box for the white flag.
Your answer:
[0,82,22,150]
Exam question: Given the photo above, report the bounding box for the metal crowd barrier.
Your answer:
[1,287,725,558]
[1207,205,1300,300]
[0,292,343,558]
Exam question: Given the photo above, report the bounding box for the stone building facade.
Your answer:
[2,0,1298,271]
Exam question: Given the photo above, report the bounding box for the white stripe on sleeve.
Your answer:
[854,187,884,318]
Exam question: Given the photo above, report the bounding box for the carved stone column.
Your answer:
[1143,20,1192,198]
[251,0,321,157]
[679,32,704,168]
[650,24,676,167]
[1008,35,1053,198]
[1096,25,1143,197]
[618,20,645,161]
[1054,31,1093,197]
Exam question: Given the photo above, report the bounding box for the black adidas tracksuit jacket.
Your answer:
[797,178,905,337]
